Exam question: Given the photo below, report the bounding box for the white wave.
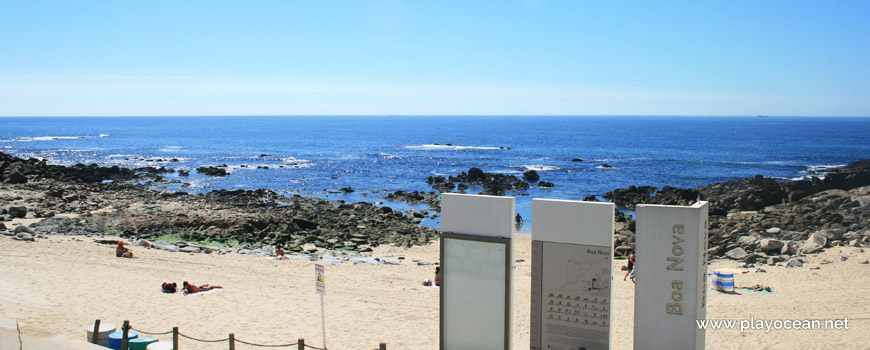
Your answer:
[377,153,402,159]
[107,154,137,158]
[159,146,182,152]
[2,135,103,142]
[804,164,845,173]
[99,134,110,137]
[404,144,507,151]
[282,157,311,164]
[511,164,560,172]
[596,165,618,169]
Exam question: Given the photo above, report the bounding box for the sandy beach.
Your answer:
[2,229,869,350]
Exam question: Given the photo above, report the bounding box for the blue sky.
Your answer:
[1,1,868,116]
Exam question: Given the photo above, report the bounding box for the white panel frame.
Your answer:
[440,193,515,350]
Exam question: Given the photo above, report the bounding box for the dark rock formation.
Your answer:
[523,170,540,182]
[607,160,870,261]
[435,168,535,196]
[196,166,229,176]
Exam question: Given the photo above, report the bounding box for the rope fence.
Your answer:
[92,319,387,349]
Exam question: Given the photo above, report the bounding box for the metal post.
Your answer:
[379,342,387,350]
[173,327,179,350]
[298,338,305,350]
[229,333,235,350]
[320,294,327,349]
[121,320,130,350]
[90,319,101,344]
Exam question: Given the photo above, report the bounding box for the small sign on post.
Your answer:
[315,264,326,295]
[315,263,327,349]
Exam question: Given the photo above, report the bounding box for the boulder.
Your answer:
[725,247,748,260]
[13,225,35,234]
[8,206,27,219]
[737,236,758,246]
[781,241,800,255]
[14,232,34,241]
[350,256,381,265]
[467,168,485,182]
[800,242,824,254]
[786,258,803,268]
[806,231,828,247]
[522,170,540,182]
[817,228,845,241]
[4,171,27,184]
[538,181,555,188]
[381,257,402,265]
[765,227,782,235]
[760,239,785,252]
[179,246,201,253]
[196,166,229,176]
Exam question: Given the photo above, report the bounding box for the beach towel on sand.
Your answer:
[711,271,735,293]
[183,288,223,296]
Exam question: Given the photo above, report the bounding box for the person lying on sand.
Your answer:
[116,242,134,258]
[182,281,223,294]
[162,282,177,293]
[739,284,772,292]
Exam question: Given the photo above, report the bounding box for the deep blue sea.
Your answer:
[3,116,869,231]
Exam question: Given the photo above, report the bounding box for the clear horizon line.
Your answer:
[1,114,869,118]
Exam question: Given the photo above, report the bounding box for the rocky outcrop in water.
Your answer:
[427,167,547,196]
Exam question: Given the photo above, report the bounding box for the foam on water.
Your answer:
[512,165,561,172]
[404,144,506,151]
[1,135,105,142]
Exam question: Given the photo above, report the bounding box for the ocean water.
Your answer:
[3,116,869,231]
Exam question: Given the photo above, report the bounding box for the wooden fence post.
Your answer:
[228,333,235,350]
[173,327,179,350]
[90,319,101,344]
[379,342,387,350]
[121,320,130,350]
[298,338,305,350]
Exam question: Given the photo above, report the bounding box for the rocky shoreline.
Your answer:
[604,160,870,263]
[2,151,869,265]
[0,152,439,258]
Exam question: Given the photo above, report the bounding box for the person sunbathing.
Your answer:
[182,281,223,293]
[740,284,772,292]
[116,242,134,258]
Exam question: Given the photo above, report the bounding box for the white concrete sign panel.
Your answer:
[531,199,615,350]
[634,202,709,350]
[440,193,514,350]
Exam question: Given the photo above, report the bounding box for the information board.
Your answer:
[530,199,614,350]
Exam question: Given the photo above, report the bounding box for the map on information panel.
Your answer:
[537,241,611,350]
